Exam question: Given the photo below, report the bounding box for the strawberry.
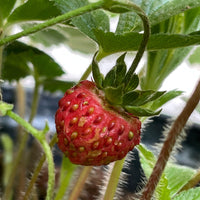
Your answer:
[55,80,141,165]
[55,53,164,166]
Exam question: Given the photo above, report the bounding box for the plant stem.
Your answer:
[179,168,200,193]
[0,1,105,46]
[140,79,200,200]
[102,2,150,199]
[23,134,57,200]
[40,140,55,200]
[5,110,55,200]
[6,110,44,141]
[68,166,93,200]
[119,2,150,84]
[103,159,125,200]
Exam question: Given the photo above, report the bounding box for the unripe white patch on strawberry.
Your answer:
[55,80,141,166]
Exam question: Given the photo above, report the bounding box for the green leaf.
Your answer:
[137,144,171,200]
[149,0,200,28]
[122,91,139,106]
[31,54,64,78]
[7,0,61,24]
[165,164,196,197]
[43,79,75,93]
[104,85,124,105]
[150,90,183,111]
[25,25,96,53]
[2,41,64,81]
[141,8,200,90]
[2,51,31,81]
[116,0,200,34]
[92,52,103,88]
[116,0,153,34]
[0,0,16,20]
[173,187,200,200]
[54,0,109,41]
[125,105,161,116]
[95,30,200,54]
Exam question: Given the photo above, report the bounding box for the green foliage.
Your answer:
[0,0,200,199]
[27,25,97,53]
[95,30,200,54]
[54,0,109,41]
[138,144,171,199]
[2,41,64,81]
[173,187,200,200]
[7,0,61,24]
[43,79,75,93]
[116,0,200,33]
[165,164,196,197]
[138,144,197,200]
[0,0,16,22]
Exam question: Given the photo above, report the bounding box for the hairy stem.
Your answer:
[6,110,44,141]
[4,110,55,200]
[40,140,55,200]
[0,1,105,46]
[140,79,200,200]
[103,159,125,200]
[68,166,93,200]
[23,134,57,200]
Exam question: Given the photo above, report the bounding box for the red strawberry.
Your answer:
[55,80,141,166]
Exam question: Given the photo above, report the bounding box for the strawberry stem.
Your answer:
[103,159,125,200]
[24,134,57,200]
[68,166,93,200]
[140,79,200,200]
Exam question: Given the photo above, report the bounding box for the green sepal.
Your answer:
[125,105,161,116]
[92,52,103,89]
[103,53,127,88]
[122,91,139,105]
[104,85,124,105]
[115,53,127,86]
[103,67,116,87]
[129,90,166,106]
[124,74,139,92]
[150,90,183,111]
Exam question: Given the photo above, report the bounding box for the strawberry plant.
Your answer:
[0,0,200,200]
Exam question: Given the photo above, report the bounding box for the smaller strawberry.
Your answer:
[55,53,164,166]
